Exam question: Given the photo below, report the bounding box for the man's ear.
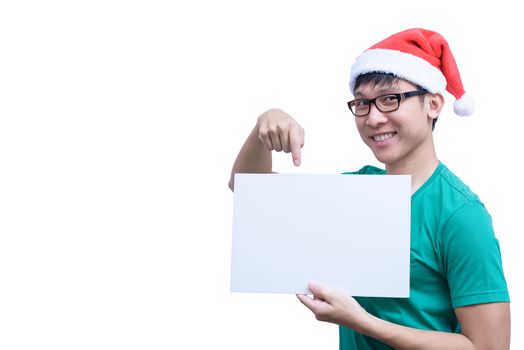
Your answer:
[427,93,445,120]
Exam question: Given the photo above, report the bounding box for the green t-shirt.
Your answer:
[339,162,509,349]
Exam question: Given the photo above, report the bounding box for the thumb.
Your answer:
[308,282,329,300]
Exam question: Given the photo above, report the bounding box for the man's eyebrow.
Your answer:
[354,86,400,98]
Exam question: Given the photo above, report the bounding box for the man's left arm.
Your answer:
[297,283,510,350]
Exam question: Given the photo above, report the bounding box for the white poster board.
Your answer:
[231,173,411,297]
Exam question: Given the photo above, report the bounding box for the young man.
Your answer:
[228,28,510,349]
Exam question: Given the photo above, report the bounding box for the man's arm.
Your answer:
[298,283,510,350]
[455,302,510,350]
[228,108,304,191]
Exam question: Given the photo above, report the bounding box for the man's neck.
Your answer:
[385,144,439,194]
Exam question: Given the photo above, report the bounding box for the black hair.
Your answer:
[354,72,437,130]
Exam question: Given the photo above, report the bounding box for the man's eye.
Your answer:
[381,95,398,104]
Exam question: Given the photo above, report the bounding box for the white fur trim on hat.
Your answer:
[349,48,447,94]
[453,94,475,116]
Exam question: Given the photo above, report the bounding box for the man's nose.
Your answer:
[366,103,388,127]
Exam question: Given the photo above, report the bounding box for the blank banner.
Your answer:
[231,173,411,297]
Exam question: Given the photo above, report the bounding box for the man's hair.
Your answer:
[354,72,437,130]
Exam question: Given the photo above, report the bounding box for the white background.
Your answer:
[0,1,521,349]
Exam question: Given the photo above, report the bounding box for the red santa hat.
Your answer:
[349,28,474,116]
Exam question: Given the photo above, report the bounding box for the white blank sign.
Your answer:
[231,173,411,297]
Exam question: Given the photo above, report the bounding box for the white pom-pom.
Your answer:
[453,94,475,116]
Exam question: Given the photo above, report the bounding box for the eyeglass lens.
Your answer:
[350,95,400,116]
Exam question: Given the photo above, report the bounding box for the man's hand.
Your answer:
[297,282,370,332]
[256,108,305,166]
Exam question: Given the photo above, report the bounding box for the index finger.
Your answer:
[296,294,321,312]
[289,127,304,166]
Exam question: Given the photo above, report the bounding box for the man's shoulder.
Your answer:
[436,164,480,203]
[421,163,488,225]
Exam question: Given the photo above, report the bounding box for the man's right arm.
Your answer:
[228,108,304,191]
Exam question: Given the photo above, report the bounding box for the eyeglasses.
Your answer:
[347,90,427,117]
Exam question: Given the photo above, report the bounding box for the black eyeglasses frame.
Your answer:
[347,90,428,117]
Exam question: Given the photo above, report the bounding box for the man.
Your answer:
[228,28,510,349]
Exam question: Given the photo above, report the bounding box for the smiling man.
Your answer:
[228,28,510,349]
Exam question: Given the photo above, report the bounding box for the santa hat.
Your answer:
[349,28,474,116]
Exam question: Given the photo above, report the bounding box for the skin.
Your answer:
[297,283,510,350]
[353,80,441,193]
[228,79,511,349]
[228,108,303,191]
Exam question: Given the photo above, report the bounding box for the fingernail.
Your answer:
[294,159,300,166]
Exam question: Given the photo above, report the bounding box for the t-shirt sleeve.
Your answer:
[441,201,510,308]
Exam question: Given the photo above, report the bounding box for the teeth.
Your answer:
[373,133,395,142]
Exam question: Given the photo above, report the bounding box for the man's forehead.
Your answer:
[354,79,416,97]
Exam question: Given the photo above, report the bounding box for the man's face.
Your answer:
[353,79,436,167]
